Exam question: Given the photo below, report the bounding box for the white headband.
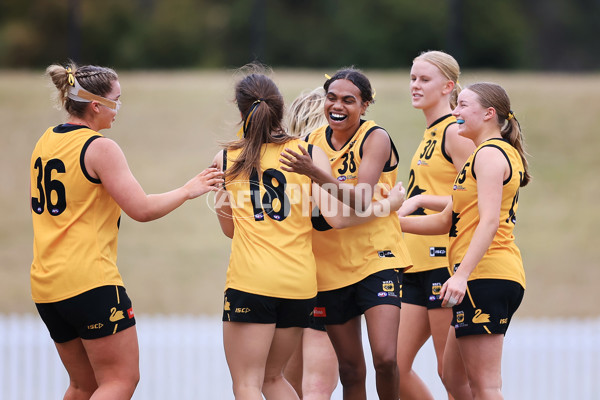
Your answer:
[67,76,119,110]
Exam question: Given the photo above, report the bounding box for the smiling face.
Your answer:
[410,60,453,111]
[452,88,489,141]
[324,79,367,135]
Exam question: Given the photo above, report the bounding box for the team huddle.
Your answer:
[30,51,529,400]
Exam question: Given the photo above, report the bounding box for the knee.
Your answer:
[106,370,139,396]
[65,382,97,400]
[373,353,398,376]
[469,378,502,398]
[441,370,466,396]
[304,376,338,397]
[121,368,140,390]
[338,362,366,387]
[263,373,281,387]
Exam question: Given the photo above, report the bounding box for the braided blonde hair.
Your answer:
[46,60,118,118]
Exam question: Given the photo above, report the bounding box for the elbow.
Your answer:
[480,217,500,233]
[329,219,349,230]
[125,210,156,223]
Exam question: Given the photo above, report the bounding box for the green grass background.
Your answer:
[1,69,598,318]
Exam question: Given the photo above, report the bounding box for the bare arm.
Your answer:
[212,150,234,238]
[310,146,405,229]
[398,201,452,235]
[281,129,391,211]
[439,146,507,307]
[86,137,223,222]
[398,194,451,216]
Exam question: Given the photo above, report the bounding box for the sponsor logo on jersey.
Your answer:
[127,307,135,319]
[429,247,447,257]
[337,174,357,181]
[87,323,104,330]
[453,184,467,191]
[235,307,251,314]
[378,250,395,258]
[377,292,388,297]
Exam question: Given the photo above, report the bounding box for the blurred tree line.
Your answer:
[0,0,598,70]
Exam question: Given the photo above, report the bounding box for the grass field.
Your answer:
[1,69,598,318]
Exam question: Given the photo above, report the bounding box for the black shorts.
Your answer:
[222,288,316,328]
[35,285,136,343]
[401,267,451,309]
[315,268,402,325]
[452,279,524,338]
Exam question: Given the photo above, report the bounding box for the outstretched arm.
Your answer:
[86,137,223,222]
[398,201,453,235]
[398,194,451,216]
[310,146,405,229]
[212,150,234,238]
[281,129,391,212]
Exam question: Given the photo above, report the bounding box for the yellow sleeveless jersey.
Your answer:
[305,120,412,291]
[404,115,457,273]
[449,138,526,288]
[223,139,317,299]
[30,125,123,303]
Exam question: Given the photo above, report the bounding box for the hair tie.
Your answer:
[507,110,515,121]
[242,100,263,137]
[66,67,75,87]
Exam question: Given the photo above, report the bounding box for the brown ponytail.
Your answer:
[224,68,290,181]
[468,82,531,187]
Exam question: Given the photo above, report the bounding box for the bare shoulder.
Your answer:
[85,137,127,167]
[363,128,391,152]
[213,149,224,169]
